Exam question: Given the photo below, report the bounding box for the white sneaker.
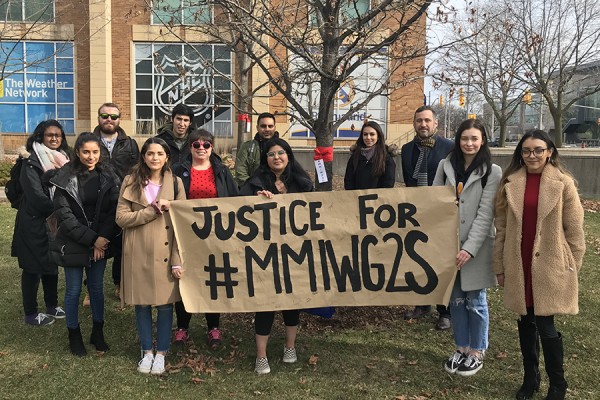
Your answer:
[283,347,297,363]
[151,353,166,375]
[255,357,270,374]
[137,353,154,374]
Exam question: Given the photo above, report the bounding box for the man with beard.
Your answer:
[234,112,279,187]
[156,104,195,164]
[93,102,139,301]
[401,105,454,330]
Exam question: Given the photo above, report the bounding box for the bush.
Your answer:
[0,160,15,186]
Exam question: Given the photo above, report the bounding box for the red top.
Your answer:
[189,166,217,199]
[521,172,541,308]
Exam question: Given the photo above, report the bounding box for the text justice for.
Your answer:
[189,194,422,242]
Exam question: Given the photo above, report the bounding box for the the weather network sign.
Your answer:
[0,41,75,134]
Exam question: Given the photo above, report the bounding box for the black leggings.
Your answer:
[255,310,300,336]
[21,270,58,316]
[520,307,559,339]
[174,300,219,330]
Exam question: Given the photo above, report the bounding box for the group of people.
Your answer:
[11,104,585,400]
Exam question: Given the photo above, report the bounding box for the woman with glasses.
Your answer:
[12,120,70,326]
[171,129,238,349]
[494,130,585,400]
[240,137,313,374]
[116,137,186,374]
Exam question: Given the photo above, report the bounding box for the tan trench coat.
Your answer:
[493,165,585,316]
[116,172,186,306]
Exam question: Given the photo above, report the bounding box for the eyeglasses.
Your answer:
[267,150,286,158]
[521,147,548,158]
[191,140,212,149]
[44,134,61,139]
[99,113,120,121]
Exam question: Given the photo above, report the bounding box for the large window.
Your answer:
[311,0,370,27]
[134,43,232,137]
[0,41,75,134]
[0,0,54,22]
[151,0,211,25]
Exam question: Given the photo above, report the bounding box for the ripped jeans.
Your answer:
[449,273,489,351]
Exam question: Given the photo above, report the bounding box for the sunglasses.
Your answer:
[191,140,212,149]
[99,113,120,121]
[267,149,286,158]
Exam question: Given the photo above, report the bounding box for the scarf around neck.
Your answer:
[33,141,69,172]
[412,135,436,186]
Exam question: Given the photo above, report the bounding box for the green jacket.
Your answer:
[234,132,279,187]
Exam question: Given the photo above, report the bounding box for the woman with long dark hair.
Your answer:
[344,121,397,190]
[116,137,186,375]
[240,137,313,374]
[49,133,119,356]
[12,120,70,326]
[494,130,585,400]
[171,129,238,349]
[434,119,501,377]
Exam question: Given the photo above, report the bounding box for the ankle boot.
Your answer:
[516,319,541,400]
[541,333,567,400]
[68,325,87,357]
[90,320,110,352]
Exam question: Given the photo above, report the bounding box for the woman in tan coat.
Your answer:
[494,130,585,400]
[116,137,186,375]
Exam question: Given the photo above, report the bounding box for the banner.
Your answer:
[169,186,458,313]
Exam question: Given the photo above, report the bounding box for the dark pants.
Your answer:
[21,270,58,316]
[174,300,219,330]
[415,304,451,317]
[255,310,300,336]
[111,231,123,285]
[521,307,558,339]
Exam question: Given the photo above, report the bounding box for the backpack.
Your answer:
[4,158,24,209]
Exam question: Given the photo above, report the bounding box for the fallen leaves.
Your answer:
[308,354,319,365]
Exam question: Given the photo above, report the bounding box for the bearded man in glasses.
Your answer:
[156,103,196,165]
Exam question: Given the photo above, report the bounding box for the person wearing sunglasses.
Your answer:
[92,102,139,302]
[494,130,585,400]
[239,138,313,374]
[171,128,238,349]
[157,103,196,165]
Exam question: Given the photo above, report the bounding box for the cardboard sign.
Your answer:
[169,186,458,313]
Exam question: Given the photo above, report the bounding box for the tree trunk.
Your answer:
[553,113,563,148]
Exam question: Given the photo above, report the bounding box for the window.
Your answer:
[151,0,211,25]
[0,41,75,134]
[0,0,54,22]
[134,43,232,137]
[311,0,370,27]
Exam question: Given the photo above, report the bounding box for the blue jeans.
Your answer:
[135,304,173,353]
[64,259,107,329]
[449,273,489,351]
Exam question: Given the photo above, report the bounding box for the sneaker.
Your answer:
[173,328,189,343]
[444,350,466,374]
[82,291,90,307]
[24,313,55,326]
[151,353,166,375]
[435,316,451,330]
[46,306,66,319]
[456,353,483,376]
[283,347,297,363]
[255,357,270,374]
[207,328,222,349]
[137,353,154,374]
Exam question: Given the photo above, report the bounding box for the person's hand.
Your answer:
[94,236,109,251]
[93,247,105,261]
[456,249,472,269]
[257,190,274,199]
[496,273,505,287]
[172,267,183,279]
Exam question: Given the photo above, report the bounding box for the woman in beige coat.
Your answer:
[494,130,585,400]
[116,137,186,375]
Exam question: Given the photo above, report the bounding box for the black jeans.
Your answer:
[21,270,58,316]
[174,300,220,330]
[521,307,558,339]
[255,310,300,336]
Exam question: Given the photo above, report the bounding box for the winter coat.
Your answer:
[433,157,502,291]
[156,123,192,165]
[344,144,398,190]
[239,166,314,196]
[234,132,280,187]
[11,148,58,274]
[172,154,239,199]
[493,165,585,316]
[48,164,120,268]
[116,171,186,306]
[401,136,454,187]
[93,126,139,183]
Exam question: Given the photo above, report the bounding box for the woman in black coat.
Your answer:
[11,120,70,326]
[344,121,397,190]
[49,133,119,356]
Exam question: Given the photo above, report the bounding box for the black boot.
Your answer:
[541,333,567,400]
[516,319,541,400]
[89,320,110,352]
[68,325,87,357]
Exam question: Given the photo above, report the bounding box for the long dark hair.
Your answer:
[450,119,491,177]
[26,119,70,153]
[128,137,172,195]
[349,121,388,177]
[70,132,102,176]
[257,138,313,192]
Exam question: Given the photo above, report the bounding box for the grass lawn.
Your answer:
[0,202,599,399]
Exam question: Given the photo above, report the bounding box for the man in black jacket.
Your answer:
[93,102,140,300]
[156,103,195,165]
